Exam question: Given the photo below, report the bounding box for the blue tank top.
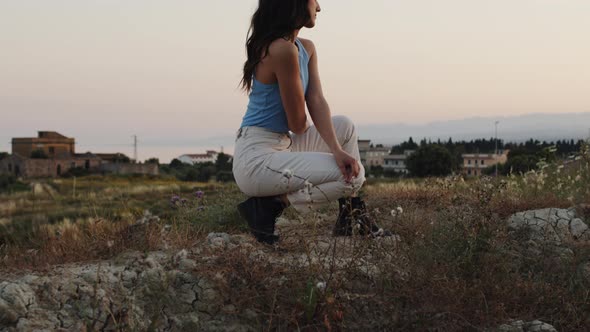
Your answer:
[241,38,310,133]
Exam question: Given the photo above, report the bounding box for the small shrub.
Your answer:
[0,174,28,193]
[62,166,93,178]
[216,171,234,183]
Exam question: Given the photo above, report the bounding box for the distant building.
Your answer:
[383,150,415,174]
[358,139,390,169]
[0,153,102,178]
[12,131,75,158]
[365,146,390,168]
[178,150,220,165]
[0,131,157,178]
[358,140,371,153]
[93,153,131,164]
[462,150,509,176]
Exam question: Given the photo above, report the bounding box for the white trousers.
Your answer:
[232,115,366,214]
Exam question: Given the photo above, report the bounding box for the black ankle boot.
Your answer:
[333,198,353,236]
[237,196,286,244]
[350,197,393,237]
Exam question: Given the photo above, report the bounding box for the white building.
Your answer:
[383,150,414,174]
[178,150,219,165]
[461,150,509,176]
[358,139,391,169]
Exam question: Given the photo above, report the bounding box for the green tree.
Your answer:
[197,165,216,182]
[406,145,453,177]
[504,155,539,174]
[0,152,8,160]
[145,157,159,165]
[169,159,184,169]
[184,169,199,182]
[368,165,384,178]
[216,171,235,182]
[215,153,232,172]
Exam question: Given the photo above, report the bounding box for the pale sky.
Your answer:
[1,0,589,162]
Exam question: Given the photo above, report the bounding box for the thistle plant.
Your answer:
[505,142,590,204]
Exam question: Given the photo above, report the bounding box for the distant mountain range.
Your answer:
[357,112,590,145]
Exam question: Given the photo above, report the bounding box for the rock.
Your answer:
[275,216,298,227]
[557,209,570,220]
[508,208,588,243]
[577,262,590,284]
[570,218,589,239]
[135,210,160,225]
[507,211,559,242]
[567,207,577,219]
[524,320,557,332]
[495,320,557,332]
[0,282,36,326]
[178,258,197,270]
[174,249,189,261]
[207,233,231,249]
[31,183,44,195]
[497,320,524,331]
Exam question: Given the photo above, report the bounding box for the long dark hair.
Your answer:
[241,0,311,92]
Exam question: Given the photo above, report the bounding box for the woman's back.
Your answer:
[241,38,310,133]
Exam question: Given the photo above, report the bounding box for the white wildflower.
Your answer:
[316,281,326,291]
[107,240,114,248]
[575,175,581,182]
[371,228,385,237]
[391,206,403,217]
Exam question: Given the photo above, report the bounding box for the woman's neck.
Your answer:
[286,29,300,43]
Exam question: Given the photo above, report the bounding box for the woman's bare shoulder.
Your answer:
[267,38,298,59]
[297,38,316,55]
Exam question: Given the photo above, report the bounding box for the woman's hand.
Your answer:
[333,149,360,183]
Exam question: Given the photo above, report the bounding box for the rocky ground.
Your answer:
[1,207,588,331]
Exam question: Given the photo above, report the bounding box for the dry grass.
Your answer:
[1,148,589,330]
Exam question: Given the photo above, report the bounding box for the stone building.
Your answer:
[12,131,75,159]
[0,153,102,178]
[0,131,157,178]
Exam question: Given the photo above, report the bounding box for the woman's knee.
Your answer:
[336,172,365,198]
[332,115,356,146]
[332,115,355,132]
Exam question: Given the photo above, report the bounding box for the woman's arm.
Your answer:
[270,40,309,134]
[303,40,341,152]
[302,39,360,181]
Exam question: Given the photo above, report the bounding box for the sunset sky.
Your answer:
[1,0,589,162]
